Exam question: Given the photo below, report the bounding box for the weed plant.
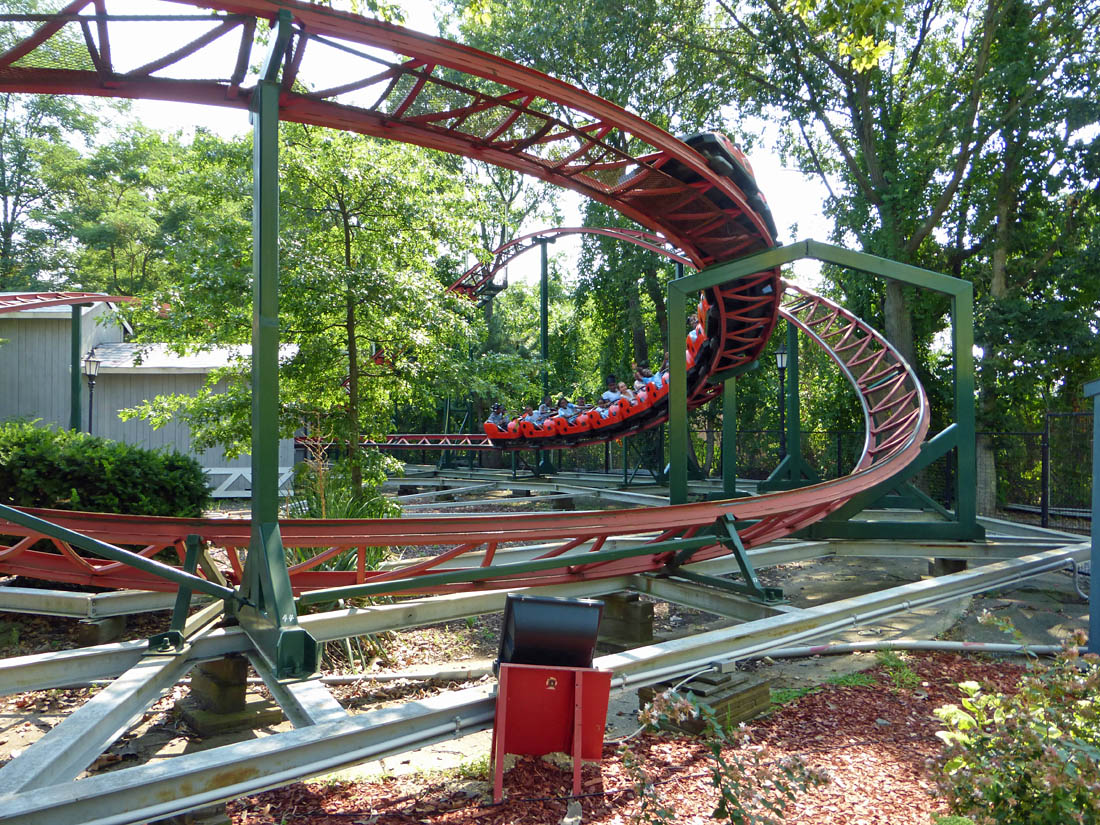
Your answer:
[875,649,921,691]
[624,688,828,824]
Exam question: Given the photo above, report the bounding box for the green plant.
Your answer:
[825,671,875,688]
[0,420,209,516]
[933,624,1100,825]
[931,816,976,825]
[625,688,828,824]
[770,686,818,706]
[450,753,491,781]
[285,449,403,672]
[875,649,921,691]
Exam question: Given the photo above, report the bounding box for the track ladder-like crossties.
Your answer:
[0,281,926,595]
[0,2,926,595]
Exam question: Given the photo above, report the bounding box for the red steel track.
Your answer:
[0,2,926,596]
[449,227,688,301]
[0,292,135,314]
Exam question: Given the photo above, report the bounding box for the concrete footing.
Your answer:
[75,615,127,646]
[639,672,771,734]
[175,655,282,737]
[930,558,968,576]
[598,592,654,648]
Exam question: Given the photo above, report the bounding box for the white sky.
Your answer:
[118,0,830,287]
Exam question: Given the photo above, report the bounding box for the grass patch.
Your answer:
[875,650,921,691]
[770,686,819,706]
[825,671,876,688]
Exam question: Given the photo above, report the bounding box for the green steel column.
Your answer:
[668,263,688,504]
[249,77,282,547]
[70,304,82,430]
[785,320,802,467]
[536,237,555,475]
[953,282,978,528]
[722,377,737,496]
[239,11,317,679]
[1085,377,1100,655]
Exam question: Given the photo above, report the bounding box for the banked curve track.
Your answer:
[0,1,927,595]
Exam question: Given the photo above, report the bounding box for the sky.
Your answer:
[118,0,831,286]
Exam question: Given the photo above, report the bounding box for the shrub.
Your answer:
[0,420,209,517]
[624,688,828,824]
[933,627,1100,825]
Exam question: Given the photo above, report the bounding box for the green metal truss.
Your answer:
[666,239,983,541]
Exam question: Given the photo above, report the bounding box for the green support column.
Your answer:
[536,237,555,475]
[237,11,318,679]
[953,282,978,527]
[1085,377,1099,655]
[438,397,455,470]
[759,320,818,491]
[668,263,689,504]
[70,304,82,430]
[721,377,737,496]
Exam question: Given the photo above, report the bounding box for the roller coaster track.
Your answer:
[449,226,688,302]
[0,281,926,594]
[0,292,134,313]
[0,1,926,597]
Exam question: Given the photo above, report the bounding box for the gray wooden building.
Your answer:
[0,297,295,498]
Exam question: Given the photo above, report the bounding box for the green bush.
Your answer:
[933,628,1100,825]
[0,421,209,517]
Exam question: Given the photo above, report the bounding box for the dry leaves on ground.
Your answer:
[229,652,1025,825]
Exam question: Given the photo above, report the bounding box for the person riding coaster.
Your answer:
[482,129,769,449]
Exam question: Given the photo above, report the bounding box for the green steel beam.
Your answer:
[1086,376,1099,655]
[239,10,318,679]
[668,263,689,503]
[666,239,980,537]
[0,505,239,603]
[760,320,819,491]
[812,424,959,525]
[722,378,737,496]
[69,305,82,430]
[805,520,988,541]
[536,237,555,475]
[298,534,722,604]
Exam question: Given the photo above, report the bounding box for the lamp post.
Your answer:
[83,355,100,435]
[775,344,787,460]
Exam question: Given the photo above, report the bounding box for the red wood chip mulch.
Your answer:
[228,653,1025,825]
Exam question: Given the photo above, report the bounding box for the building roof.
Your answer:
[90,343,299,374]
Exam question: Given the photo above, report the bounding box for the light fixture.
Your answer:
[775,344,788,371]
[84,355,101,434]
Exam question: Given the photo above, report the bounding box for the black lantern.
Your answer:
[83,355,101,434]
[775,345,787,460]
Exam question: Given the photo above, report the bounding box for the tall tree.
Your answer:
[0,93,94,289]
[447,0,721,376]
[660,0,1099,366]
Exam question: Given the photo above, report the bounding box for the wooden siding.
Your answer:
[1,314,297,498]
[0,305,122,427]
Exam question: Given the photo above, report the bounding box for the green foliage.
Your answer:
[875,650,921,692]
[825,671,876,688]
[0,420,209,516]
[931,817,977,825]
[770,671,874,708]
[933,626,1100,825]
[628,689,828,824]
[288,453,402,522]
[770,686,817,706]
